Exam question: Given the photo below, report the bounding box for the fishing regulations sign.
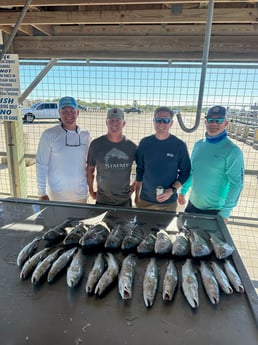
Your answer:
[0,54,20,121]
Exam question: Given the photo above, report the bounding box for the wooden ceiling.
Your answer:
[0,0,258,61]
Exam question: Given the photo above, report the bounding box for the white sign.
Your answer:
[0,54,20,121]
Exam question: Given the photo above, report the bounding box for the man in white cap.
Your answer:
[178,105,244,222]
[87,107,137,207]
[36,96,91,203]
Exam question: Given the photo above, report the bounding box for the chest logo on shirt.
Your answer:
[104,148,130,169]
[167,153,174,158]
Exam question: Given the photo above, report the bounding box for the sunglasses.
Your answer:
[206,117,225,124]
[62,124,81,146]
[154,117,171,124]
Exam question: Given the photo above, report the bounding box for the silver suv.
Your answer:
[22,102,60,123]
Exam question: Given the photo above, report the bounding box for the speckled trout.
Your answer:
[118,254,136,300]
[143,257,159,308]
[182,259,199,308]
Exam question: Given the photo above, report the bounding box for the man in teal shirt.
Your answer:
[178,105,244,222]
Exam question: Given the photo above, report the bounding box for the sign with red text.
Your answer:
[0,54,20,121]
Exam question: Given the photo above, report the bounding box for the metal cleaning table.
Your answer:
[0,199,257,345]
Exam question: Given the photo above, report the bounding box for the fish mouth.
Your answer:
[144,297,154,308]
[122,289,132,300]
[189,298,199,308]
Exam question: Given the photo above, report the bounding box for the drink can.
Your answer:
[156,186,164,196]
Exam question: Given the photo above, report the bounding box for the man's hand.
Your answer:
[177,193,186,205]
[39,195,49,201]
[89,190,97,200]
[156,188,173,203]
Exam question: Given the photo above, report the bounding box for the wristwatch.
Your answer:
[171,186,177,194]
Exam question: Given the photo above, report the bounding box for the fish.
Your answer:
[66,248,86,288]
[47,247,78,283]
[162,259,178,302]
[154,229,173,255]
[104,223,127,251]
[17,236,41,267]
[31,248,63,284]
[199,260,220,304]
[42,218,75,243]
[181,259,199,308]
[80,211,108,226]
[79,221,111,249]
[118,254,136,300]
[189,230,212,257]
[143,257,159,308]
[121,224,144,252]
[20,247,51,280]
[208,232,234,259]
[209,261,233,294]
[95,253,120,296]
[172,230,191,257]
[223,259,245,293]
[63,223,87,247]
[137,227,159,256]
[85,253,106,294]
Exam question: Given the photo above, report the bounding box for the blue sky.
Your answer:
[19,60,258,109]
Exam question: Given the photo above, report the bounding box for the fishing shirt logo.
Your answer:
[104,148,130,169]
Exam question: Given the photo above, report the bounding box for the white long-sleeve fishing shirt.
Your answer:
[36,124,91,202]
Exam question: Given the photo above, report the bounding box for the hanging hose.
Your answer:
[176,0,215,133]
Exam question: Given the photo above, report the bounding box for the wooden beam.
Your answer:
[13,35,258,61]
[0,1,257,7]
[53,23,258,36]
[0,8,257,25]
[32,25,53,36]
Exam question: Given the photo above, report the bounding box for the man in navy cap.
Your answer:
[178,105,244,222]
[36,96,91,203]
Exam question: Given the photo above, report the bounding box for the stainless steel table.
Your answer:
[0,199,257,345]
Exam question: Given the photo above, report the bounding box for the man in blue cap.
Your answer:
[178,105,244,222]
[36,96,91,203]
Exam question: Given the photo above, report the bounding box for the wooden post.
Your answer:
[240,125,249,142]
[4,118,28,198]
[253,129,258,149]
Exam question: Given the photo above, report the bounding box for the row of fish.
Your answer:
[17,238,244,308]
[36,217,234,260]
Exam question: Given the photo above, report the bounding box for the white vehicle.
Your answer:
[22,102,60,123]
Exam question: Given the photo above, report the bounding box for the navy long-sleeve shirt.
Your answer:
[136,134,191,203]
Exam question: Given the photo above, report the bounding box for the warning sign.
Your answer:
[0,54,20,121]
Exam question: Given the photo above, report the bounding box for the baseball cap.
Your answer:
[107,107,124,120]
[59,96,78,110]
[206,105,226,118]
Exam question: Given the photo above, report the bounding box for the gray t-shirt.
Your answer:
[87,135,137,205]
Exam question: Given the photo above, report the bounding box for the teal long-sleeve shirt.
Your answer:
[181,135,244,219]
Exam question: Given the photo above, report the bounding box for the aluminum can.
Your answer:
[156,186,164,196]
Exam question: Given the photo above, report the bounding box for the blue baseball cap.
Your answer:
[207,105,226,117]
[59,96,78,110]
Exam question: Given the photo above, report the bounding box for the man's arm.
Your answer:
[134,181,142,206]
[36,133,50,200]
[86,165,96,200]
[219,147,244,220]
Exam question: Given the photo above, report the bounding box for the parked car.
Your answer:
[124,107,142,114]
[22,102,60,123]
[78,104,87,111]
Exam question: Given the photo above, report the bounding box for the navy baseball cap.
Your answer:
[59,96,78,110]
[207,105,226,117]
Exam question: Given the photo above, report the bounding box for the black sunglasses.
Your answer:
[154,117,171,124]
[62,124,81,146]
